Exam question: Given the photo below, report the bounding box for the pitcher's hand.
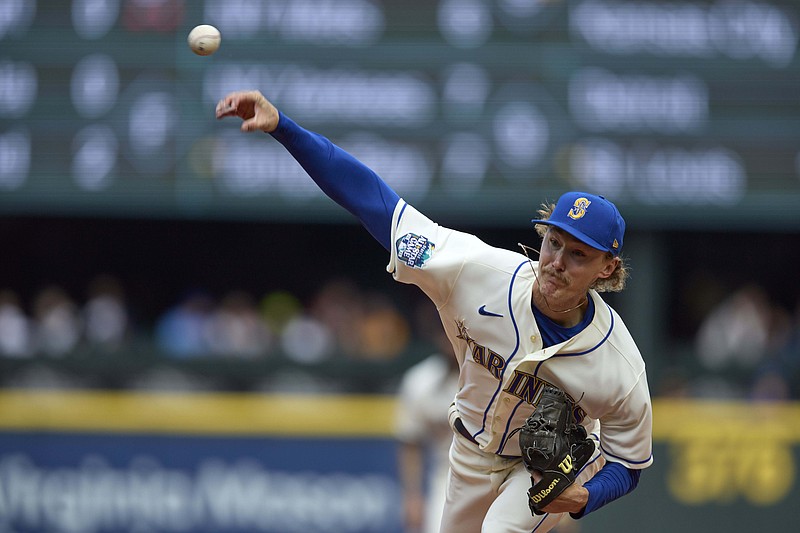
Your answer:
[215,90,279,133]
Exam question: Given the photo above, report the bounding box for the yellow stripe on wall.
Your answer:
[0,390,397,437]
[2,391,800,440]
[652,399,800,440]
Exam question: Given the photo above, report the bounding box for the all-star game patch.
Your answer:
[396,233,435,268]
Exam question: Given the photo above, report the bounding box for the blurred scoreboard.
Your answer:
[1,0,799,228]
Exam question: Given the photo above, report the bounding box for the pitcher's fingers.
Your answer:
[215,99,236,119]
[215,105,236,119]
[215,92,249,117]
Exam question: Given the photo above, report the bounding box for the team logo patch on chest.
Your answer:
[396,233,435,268]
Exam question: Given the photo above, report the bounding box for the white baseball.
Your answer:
[188,24,221,56]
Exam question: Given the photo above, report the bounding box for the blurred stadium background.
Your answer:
[1,0,799,532]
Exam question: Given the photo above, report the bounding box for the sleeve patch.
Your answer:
[396,233,435,268]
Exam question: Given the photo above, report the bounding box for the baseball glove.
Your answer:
[518,385,595,515]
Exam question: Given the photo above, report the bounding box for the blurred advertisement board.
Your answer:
[1,392,799,532]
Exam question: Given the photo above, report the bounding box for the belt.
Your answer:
[454,417,521,460]
[454,417,479,445]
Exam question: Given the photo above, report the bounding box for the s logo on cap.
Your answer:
[567,197,591,220]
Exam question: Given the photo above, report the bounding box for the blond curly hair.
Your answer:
[533,202,629,292]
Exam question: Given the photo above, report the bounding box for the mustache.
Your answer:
[540,267,569,285]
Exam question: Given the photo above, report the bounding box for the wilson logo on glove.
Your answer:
[517,385,596,516]
[530,478,561,504]
[558,455,574,474]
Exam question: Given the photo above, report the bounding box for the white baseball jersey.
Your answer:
[395,354,459,448]
[387,200,653,469]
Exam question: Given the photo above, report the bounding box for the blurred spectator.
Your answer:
[82,274,130,352]
[206,290,272,358]
[395,339,458,533]
[260,289,303,337]
[309,278,365,357]
[0,289,32,358]
[692,282,800,399]
[358,292,410,360]
[260,289,339,364]
[31,285,82,357]
[155,290,214,358]
[694,284,773,371]
[280,313,335,364]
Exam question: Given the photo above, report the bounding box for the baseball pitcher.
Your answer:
[216,90,654,533]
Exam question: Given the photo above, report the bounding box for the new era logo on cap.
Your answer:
[531,192,625,255]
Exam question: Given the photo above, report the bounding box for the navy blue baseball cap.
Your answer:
[531,192,625,255]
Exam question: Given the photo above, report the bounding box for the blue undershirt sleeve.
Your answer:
[269,112,400,251]
[570,462,641,519]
